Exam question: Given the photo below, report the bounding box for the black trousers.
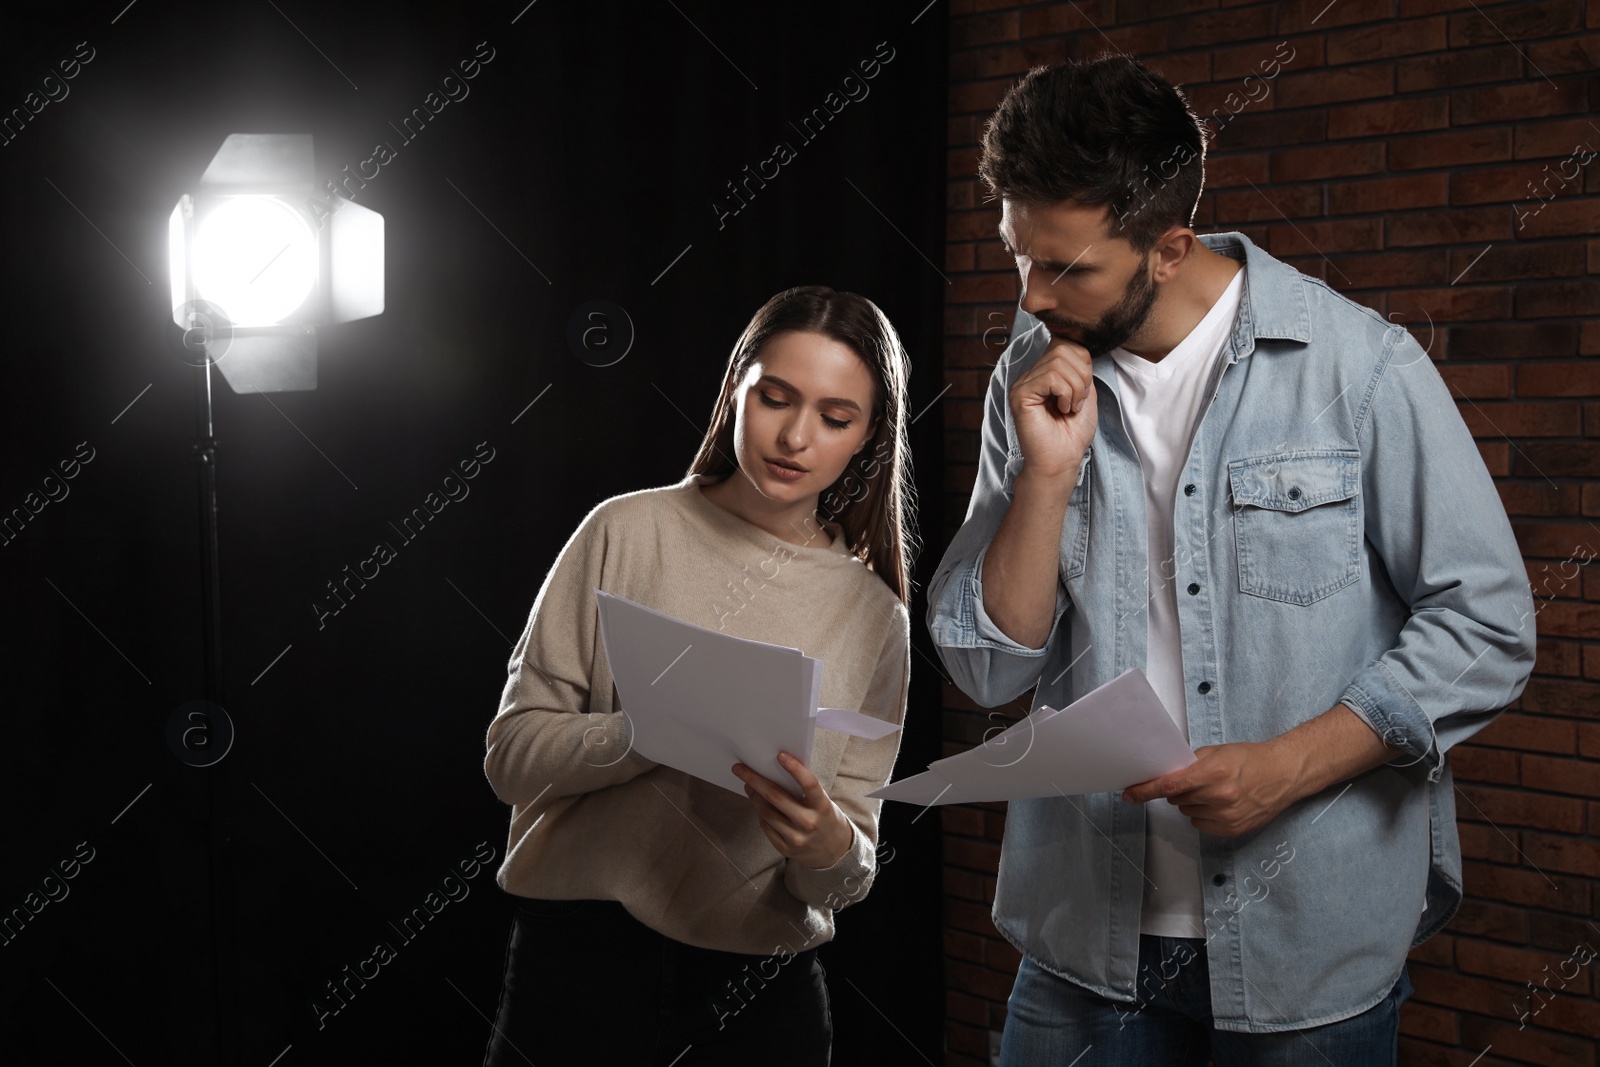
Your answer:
[482,895,833,1067]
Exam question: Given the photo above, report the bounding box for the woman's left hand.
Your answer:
[732,752,854,869]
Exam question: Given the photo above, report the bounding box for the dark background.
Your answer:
[0,2,950,1063]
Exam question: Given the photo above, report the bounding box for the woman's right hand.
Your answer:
[1009,337,1099,481]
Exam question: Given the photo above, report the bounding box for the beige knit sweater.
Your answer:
[484,473,912,955]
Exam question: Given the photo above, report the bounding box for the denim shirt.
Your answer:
[926,231,1536,1032]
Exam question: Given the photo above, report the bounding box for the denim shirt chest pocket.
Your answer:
[1227,449,1362,605]
[1002,445,1092,581]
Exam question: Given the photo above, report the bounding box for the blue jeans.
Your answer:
[1000,936,1410,1066]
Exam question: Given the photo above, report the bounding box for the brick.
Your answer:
[985,937,1022,971]
[950,78,1015,116]
[1478,439,1510,474]
[1088,23,1164,55]
[1116,0,1218,20]
[1447,898,1530,941]
[1457,783,1587,832]
[1448,0,1586,46]
[1520,675,1600,716]
[1454,161,1588,205]
[1411,934,1457,966]
[1205,151,1270,188]
[1457,1015,1598,1067]
[1518,198,1600,240]
[1188,80,1280,117]
[1327,96,1450,139]
[1531,992,1600,1040]
[1279,0,1392,32]
[1457,940,1584,988]
[1327,15,1447,62]
[1271,142,1385,182]
[1452,78,1592,126]
[1461,401,1583,437]
[1409,963,1526,1016]
[1520,361,1600,397]
[949,274,1020,305]
[1450,322,1579,358]
[1453,745,1521,785]
[965,41,1074,81]
[1522,829,1600,877]
[1406,284,1513,320]
[1213,109,1327,150]
[1387,207,1511,247]
[947,209,1001,243]
[1585,320,1600,354]
[1275,63,1395,108]
[951,11,1021,47]
[1396,45,1524,91]
[1146,52,1212,88]
[1017,0,1115,37]
[945,989,988,1026]
[1497,483,1587,518]
[1329,173,1450,214]
[1514,522,1600,560]
[1477,712,1579,754]
[944,928,987,964]
[1440,363,1512,398]
[1460,859,1591,912]
[1390,127,1514,170]
[1520,754,1600,798]
[1329,250,1451,288]
[1528,32,1600,74]
[1267,219,1383,256]
[1170,5,1274,46]
[1212,36,1323,81]
[1516,117,1600,159]
[1536,637,1585,676]
[1449,242,1585,281]
[1212,184,1322,222]
[1517,279,1600,318]
[1398,1001,1458,1044]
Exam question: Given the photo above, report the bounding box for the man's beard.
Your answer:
[1041,251,1157,358]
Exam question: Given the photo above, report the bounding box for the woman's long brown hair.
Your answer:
[686,285,919,606]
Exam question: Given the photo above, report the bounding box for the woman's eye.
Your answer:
[823,415,851,430]
[757,392,787,409]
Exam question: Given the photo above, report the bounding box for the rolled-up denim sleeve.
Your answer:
[926,325,1071,708]
[1337,324,1537,781]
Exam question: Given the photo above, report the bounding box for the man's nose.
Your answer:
[1018,263,1055,317]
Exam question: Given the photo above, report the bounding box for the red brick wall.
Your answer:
[939,2,1600,1064]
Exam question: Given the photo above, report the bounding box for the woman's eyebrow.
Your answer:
[759,374,863,414]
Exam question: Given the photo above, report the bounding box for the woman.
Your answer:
[481,285,917,1066]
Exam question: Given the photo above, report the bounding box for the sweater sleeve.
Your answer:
[483,505,659,809]
[783,596,912,912]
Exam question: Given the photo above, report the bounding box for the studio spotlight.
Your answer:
[169,132,384,393]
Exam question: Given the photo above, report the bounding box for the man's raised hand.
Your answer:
[1009,336,1098,481]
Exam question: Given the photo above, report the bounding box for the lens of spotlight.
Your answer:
[192,196,318,326]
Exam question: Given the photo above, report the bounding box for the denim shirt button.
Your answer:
[1198,681,1211,694]
[1187,583,1200,595]
[1287,486,1301,500]
[1183,483,1196,496]
[1213,873,1226,886]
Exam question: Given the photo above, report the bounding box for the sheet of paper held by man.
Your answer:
[868,667,1195,806]
[594,589,901,798]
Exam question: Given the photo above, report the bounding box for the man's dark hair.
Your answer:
[978,52,1207,255]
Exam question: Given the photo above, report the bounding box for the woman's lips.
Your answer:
[765,458,807,481]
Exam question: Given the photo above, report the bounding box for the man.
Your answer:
[927,54,1536,1064]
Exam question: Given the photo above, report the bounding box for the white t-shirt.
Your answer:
[1109,261,1245,939]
